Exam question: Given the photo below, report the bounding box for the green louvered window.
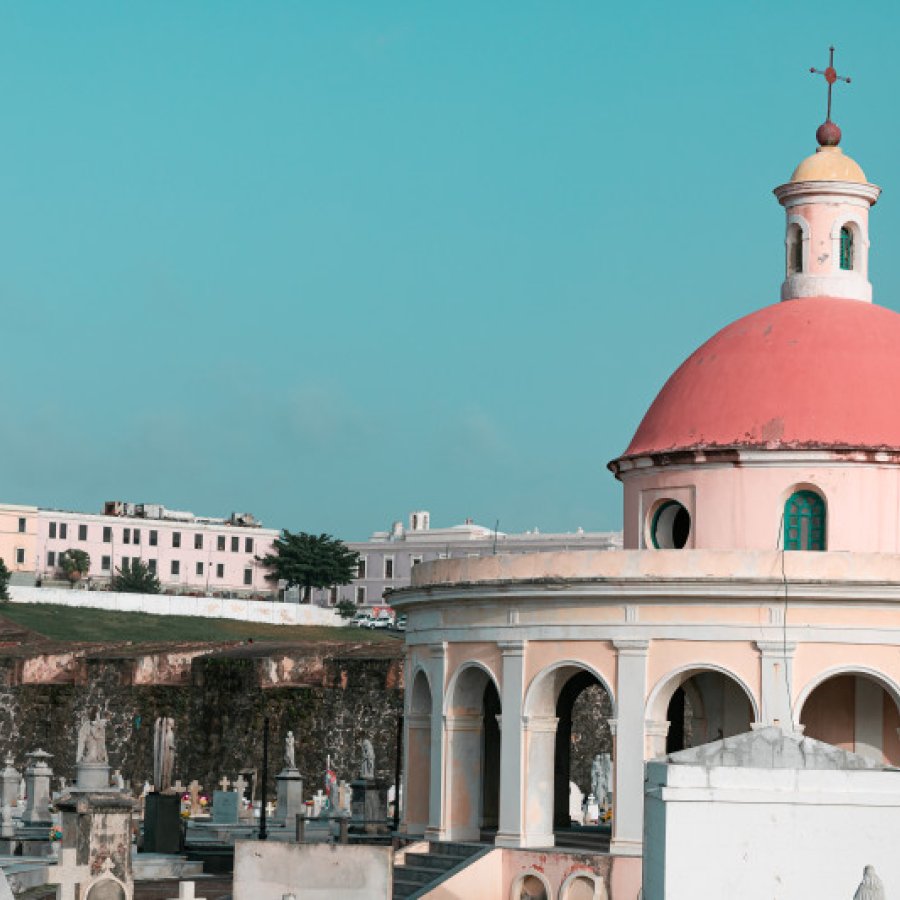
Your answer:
[784,491,826,551]
[840,226,854,271]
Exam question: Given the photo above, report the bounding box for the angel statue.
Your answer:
[76,710,108,764]
[360,739,375,780]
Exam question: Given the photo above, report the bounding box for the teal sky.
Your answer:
[2,2,899,540]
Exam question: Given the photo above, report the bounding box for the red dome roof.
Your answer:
[621,298,900,459]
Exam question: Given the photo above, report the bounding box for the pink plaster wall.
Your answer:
[790,200,869,277]
[524,640,617,704]
[800,674,855,753]
[0,505,37,573]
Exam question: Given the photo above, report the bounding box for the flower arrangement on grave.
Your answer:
[601,809,613,823]
[199,794,209,808]
[48,827,63,842]
[180,808,191,820]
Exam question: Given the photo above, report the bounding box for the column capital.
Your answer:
[607,717,618,736]
[443,714,482,733]
[522,715,558,734]
[644,719,670,738]
[498,640,526,658]
[427,642,448,659]
[755,640,797,658]
[613,639,650,656]
[407,714,431,730]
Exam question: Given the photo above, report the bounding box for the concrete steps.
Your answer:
[392,841,485,899]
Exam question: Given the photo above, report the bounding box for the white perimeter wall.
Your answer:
[8,585,342,627]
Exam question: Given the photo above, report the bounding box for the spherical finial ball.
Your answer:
[816,120,842,147]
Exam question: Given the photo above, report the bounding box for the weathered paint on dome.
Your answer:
[620,298,900,458]
[790,145,867,183]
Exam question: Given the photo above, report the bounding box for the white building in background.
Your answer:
[306,511,622,607]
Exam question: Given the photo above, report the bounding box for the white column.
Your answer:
[495,640,526,848]
[522,714,558,846]
[611,639,649,857]
[443,714,483,840]
[425,642,447,841]
[644,719,669,759]
[756,641,795,730]
[855,676,884,762]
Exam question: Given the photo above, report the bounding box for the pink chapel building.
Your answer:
[391,113,900,897]
[35,501,279,596]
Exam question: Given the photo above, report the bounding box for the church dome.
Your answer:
[790,145,867,184]
[620,298,900,459]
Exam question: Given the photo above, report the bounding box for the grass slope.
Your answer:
[0,602,398,644]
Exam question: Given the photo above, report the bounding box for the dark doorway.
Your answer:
[481,681,501,830]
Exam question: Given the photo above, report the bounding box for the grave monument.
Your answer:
[275,732,303,825]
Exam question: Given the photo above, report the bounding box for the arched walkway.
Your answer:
[524,662,615,846]
[647,665,758,754]
[444,662,502,840]
[797,669,900,765]
[404,668,432,834]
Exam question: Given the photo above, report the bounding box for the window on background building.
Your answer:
[59,524,67,540]
[148,559,157,574]
[133,529,141,545]
[132,557,141,569]
[411,555,422,567]
[149,530,158,546]
[101,556,111,571]
[231,536,239,552]
[78,524,88,541]
[121,558,130,573]
[330,586,338,604]
[217,536,225,551]
[171,560,180,576]
[103,526,112,543]
[784,490,826,551]
[17,518,25,534]
[840,225,854,271]
[194,534,203,550]
[358,557,367,578]
[47,551,55,567]
[243,568,252,586]
[49,523,57,539]
[15,548,24,565]
[356,586,366,604]
[384,557,394,579]
[216,563,224,578]
[195,562,203,576]
[244,537,253,553]
[123,528,131,545]
[172,532,181,548]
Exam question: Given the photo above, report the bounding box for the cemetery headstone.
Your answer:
[212,791,239,825]
[23,749,54,824]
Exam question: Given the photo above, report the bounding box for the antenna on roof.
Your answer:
[493,519,500,555]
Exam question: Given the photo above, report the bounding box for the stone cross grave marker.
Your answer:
[45,848,90,900]
[172,780,185,796]
[188,781,203,816]
[168,882,205,900]
[233,775,247,799]
[218,777,230,792]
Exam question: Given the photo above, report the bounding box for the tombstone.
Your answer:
[188,780,204,817]
[0,866,15,900]
[142,793,181,854]
[0,804,13,839]
[350,738,384,834]
[234,775,253,822]
[168,883,205,900]
[44,847,90,900]
[337,781,350,814]
[312,790,325,818]
[212,791,239,825]
[81,857,130,900]
[0,755,20,810]
[153,717,176,794]
[275,769,303,825]
[584,793,600,825]
[569,781,584,825]
[23,749,54,824]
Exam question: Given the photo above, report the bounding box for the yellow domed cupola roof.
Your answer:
[791,144,867,184]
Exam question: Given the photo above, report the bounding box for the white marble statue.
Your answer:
[361,739,375,780]
[284,731,296,770]
[153,717,176,791]
[76,711,108,764]
[591,752,613,809]
[854,866,886,900]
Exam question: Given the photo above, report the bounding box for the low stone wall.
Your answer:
[8,585,341,627]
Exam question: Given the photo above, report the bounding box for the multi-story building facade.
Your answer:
[0,504,38,580]
[308,511,622,607]
[36,501,278,597]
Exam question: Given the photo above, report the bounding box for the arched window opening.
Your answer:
[651,500,691,549]
[787,223,803,275]
[783,490,826,551]
[840,225,854,271]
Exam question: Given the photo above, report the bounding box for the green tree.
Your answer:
[60,549,91,587]
[0,559,9,601]
[258,531,359,603]
[110,559,161,594]
[336,599,358,619]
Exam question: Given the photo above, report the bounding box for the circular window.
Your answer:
[651,500,691,549]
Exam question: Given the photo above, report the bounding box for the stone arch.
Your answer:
[523,661,616,845]
[646,663,759,754]
[405,667,432,834]
[785,213,810,275]
[511,871,551,900]
[560,871,608,900]
[443,660,502,840]
[796,666,900,765]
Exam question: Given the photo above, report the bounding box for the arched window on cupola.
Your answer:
[840,225,854,271]
[787,223,803,275]
[783,490,826,551]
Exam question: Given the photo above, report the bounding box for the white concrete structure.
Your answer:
[8,585,340,627]
[644,727,900,899]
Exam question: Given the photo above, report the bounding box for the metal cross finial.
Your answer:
[810,46,851,122]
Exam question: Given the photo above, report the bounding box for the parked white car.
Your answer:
[350,611,374,628]
[368,613,394,629]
